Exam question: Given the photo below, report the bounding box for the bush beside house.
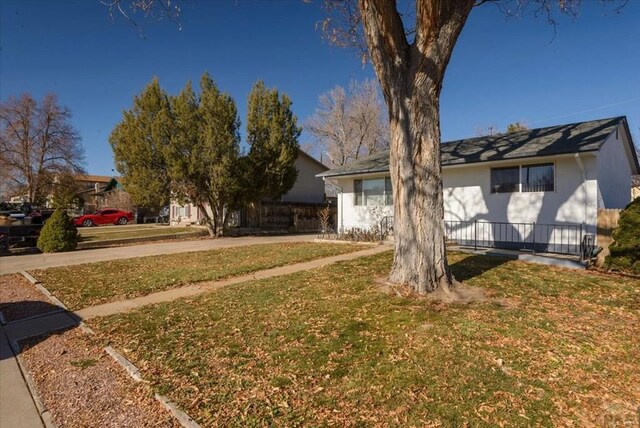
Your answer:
[37,209,79,253]
[605,197,640,274]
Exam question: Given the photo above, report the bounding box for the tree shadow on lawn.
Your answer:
[449,254,513,282]
[0,300,79,361]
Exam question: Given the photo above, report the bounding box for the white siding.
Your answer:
[443,155,598,234]
[596,126,634,209]
[336,154,599,237]
[335,174,394,232]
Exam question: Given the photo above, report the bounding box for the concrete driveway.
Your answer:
[0,234,316,274]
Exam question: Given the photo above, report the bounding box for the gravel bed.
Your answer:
[0,274,60,323]
[19,328,180,427]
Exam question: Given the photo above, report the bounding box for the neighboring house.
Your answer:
[71,175,124,212]
[317,116,639,255]
[170,150,329,226]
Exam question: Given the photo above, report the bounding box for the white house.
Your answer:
[171,150,328,225]
[317,116,639,255]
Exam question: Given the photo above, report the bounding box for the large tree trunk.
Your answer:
[359,0,474,294]
[387,91,452,293]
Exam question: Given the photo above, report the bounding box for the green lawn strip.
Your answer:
[91,252,640,426]
[31,242,366,310]
[78,227,200,241]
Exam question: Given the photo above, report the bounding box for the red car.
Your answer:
[73,208,134,227]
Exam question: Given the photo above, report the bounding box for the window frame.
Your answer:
[520,162,555,193]
[354,177,393,206]
[490,161,556,194]
[490,166,520,194]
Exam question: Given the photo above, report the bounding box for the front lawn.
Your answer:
[92,252,640,426]
[31,242,365,310]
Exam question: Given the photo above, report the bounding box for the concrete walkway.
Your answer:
[77,244,391,319]
[448,245,586,270]
[0,234,316,275]
[0,242,390,427]
[0,327,45,428]
[0,312,78,428]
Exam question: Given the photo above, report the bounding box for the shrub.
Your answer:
[37,209,79,253]
[339,226,382,242]
[605,197,640,274]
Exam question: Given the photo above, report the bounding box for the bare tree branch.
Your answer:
[0,93,85,204]
[305,79,389,166]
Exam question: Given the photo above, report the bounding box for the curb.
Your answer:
[20,271,70,311]
[103,346,200,427]
[104,346,144,382]
[20,271,40,285]
[155,395,201,428]
[15,272,199,427]
[19,271,95,335]
[1,325,56,428]
[13,349,57,428]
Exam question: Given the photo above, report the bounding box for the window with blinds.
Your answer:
[490,166,520,193]
[521,163,554,192]
[490,162,555,193]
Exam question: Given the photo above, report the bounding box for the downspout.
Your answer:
[574,153,588,232]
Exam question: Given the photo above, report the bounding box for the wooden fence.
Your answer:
[237,201,336,233]
[596,209,621,266]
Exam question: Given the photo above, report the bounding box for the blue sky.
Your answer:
[2,0,639,175]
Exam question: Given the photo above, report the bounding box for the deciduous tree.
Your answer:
[0,93,84,204]
[109,77,172,211]
[106,0,626,298]
[321,0,625,298]
[306,79,389,166]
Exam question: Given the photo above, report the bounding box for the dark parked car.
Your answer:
[73,208,134,227]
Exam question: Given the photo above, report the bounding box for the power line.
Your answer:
[528,96,640,126]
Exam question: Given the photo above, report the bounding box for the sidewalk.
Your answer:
[77,244,391,319]
[0,326,44,428]
[1,243,391,427]
[0,234,316,275]
[0,311,79,428]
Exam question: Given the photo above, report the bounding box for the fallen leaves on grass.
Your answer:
[91,252,640,426]
[31,242,366,310]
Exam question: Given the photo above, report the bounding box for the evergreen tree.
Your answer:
[109,77,172,211]
[246,81,301,201]
[165,73,243,237]
[605,197,640,274]
[37,209,79,253]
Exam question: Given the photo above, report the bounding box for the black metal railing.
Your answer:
[444,220,585,256]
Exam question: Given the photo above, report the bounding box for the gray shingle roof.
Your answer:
[317,116,634,178]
